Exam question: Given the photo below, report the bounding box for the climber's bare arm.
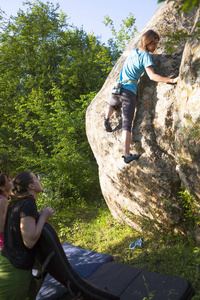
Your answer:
[146,66,179,84]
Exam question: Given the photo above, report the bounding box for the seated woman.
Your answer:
[0,170,54,300]
[0,173,13,250]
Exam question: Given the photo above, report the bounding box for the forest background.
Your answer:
[0,0,136,205]
[0,0,200,298]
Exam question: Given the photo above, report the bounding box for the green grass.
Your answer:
[48,198,200,299]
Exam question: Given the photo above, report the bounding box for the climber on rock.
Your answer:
[104,29,179,164]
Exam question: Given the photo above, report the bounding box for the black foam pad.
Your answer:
[35,222,119,300]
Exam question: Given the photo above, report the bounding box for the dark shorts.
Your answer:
[108,88,137,132]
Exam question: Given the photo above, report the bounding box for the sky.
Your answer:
[0,0,161,44]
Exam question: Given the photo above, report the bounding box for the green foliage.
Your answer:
[53,199,200,300]
[164,26,200,53]
[157,0,200,53]
[103,13,137,54]
[0,0,117,202]
[0,1,140,205]
[178,189,200,227]
[186,117,200,141]
[164,30,193,53]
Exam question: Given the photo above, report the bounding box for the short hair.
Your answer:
[140,30,160,51]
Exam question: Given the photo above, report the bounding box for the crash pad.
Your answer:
[35,223,117,300]
[36,242,113,300]
[35,223,194,300]
[87,261,194,300]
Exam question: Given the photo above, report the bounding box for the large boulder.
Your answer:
[86,1,200,234]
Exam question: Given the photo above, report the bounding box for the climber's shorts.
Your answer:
[107,88,137,132]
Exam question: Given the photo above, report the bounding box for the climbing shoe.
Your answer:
[104,118,112,132]
[122,153,141,164]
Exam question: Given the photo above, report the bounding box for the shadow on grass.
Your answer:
[47,198,200,298]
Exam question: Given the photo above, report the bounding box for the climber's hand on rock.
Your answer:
[171,76,179,84]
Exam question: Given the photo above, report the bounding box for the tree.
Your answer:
[0,1,117,205]
[103,13,137,55]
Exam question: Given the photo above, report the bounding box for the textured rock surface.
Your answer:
[86,1,200,233]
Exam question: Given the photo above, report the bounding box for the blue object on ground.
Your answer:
[129,238,144,250]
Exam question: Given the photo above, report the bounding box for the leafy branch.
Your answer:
[103,13,137,53]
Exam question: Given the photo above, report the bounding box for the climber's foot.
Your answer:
[122,153,141,164]
[104,118,112,132]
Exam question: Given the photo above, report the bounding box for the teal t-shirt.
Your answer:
[119,48,154,95]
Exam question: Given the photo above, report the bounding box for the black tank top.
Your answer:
[2,197,38,270]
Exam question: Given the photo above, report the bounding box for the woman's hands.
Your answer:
[40,206,54,221]
[21,206,54,249]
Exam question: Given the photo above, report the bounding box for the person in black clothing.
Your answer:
[0,170,54,300]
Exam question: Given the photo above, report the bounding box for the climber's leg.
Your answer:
[121,89,141,163]
[122,130,131,157]
[104,105,115,132]
[104,93,121,132]
[121,88,136,133]
[105,104,115,120]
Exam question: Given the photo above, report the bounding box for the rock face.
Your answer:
[86,1,200,234]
